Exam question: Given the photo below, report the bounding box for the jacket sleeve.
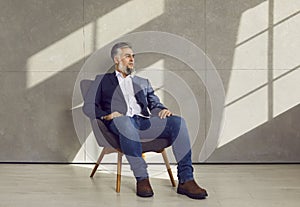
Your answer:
[146,79,167,112]
[82,75,107,119]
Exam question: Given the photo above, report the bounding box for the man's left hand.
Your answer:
[158,109,172,119]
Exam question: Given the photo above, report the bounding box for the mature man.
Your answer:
[85,42,207,199]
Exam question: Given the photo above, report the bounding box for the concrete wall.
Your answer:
[0,0,299,163]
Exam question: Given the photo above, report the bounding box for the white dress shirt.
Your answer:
[116,71,142,117]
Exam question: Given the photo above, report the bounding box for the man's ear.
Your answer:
[114,56,119,64]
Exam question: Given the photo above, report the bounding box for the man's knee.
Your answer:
[165,115,188,139]
[168,115,186,128]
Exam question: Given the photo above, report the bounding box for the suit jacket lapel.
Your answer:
[108,72,124,98]
[108,71,119,87]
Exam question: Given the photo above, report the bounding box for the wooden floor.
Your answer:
[0,164,299,207]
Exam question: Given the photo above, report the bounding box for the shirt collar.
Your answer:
[115,70,134,79]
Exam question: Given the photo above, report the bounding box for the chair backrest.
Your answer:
[80,79,120,148]
[80,79,93,99]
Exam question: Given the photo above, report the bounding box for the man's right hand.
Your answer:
[102,111,123,120]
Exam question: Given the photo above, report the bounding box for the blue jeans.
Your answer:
[107,115,194,184]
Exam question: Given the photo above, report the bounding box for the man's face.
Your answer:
[115,47,135,75]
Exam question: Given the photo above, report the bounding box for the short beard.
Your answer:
[119,62,135,76]
[124,67,135,75]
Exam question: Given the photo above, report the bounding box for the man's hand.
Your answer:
[102,111,123,120]
[158,109,172,119]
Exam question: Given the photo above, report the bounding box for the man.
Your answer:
[85,42,207,199]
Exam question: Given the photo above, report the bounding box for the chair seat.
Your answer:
[94,119,172,153]
[141,138,170,153]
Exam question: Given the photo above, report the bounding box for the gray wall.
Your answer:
[0,0,299,163]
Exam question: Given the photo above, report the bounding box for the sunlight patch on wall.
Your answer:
[273,10,300,72]
[232,32,268,70]
[26,27,84,88]
[222,70,268,148]
[225,70,268,105]
[272,0,300,117]
[73,130,106,163]
[219,2,269,147]
[26,0,165,89]
[235,1,268,45]
[219,87,268,147]
[85,0,165,54]
[274,0,300,24]
[273,69,300,117]
[232,1,268,70]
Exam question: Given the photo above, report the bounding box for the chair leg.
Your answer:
[90,147,108,178]
[161,149,176,187]
[116,152,123,193]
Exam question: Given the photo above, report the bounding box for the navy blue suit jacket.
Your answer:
[83,72,167,121]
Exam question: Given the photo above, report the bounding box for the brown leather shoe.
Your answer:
[177,180,208,199]
[136,178,154,197]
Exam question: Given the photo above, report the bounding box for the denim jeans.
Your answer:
[107,115,194,184]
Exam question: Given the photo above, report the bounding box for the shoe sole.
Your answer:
[136,192,154,198]
[177,188,207,199]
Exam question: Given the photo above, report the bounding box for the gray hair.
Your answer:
[110,42,132,61]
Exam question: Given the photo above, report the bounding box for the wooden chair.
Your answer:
[80,79,176,192]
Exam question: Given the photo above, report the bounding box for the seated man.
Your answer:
[85,42,207,199]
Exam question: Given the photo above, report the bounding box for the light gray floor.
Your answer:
[0,164,299,207]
